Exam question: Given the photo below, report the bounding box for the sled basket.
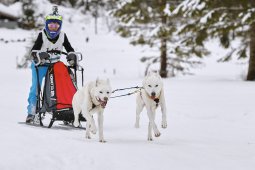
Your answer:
[38,61,85,127]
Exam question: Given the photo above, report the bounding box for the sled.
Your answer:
[32,50,86,128]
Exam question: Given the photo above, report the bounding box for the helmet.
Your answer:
[45,6,62,39]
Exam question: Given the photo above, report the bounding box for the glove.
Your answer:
[38,52,50,64]
[66,53,77,66]
[66,53,76,61]
[39,52,50,60]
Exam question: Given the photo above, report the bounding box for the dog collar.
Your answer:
[154,98,159,107]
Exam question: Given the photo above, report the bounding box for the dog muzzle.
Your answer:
[97,98,108,108]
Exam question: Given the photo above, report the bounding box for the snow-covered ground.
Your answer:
[0,5,255,170]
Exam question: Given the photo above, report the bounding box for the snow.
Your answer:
[173,0,205,17]
[0,2,21,18]
[200,10,214,24]
[163,3,171,16]
[240,8,255,24]
[0,4,255,170]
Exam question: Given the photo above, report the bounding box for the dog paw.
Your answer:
[73,121,80,128]
[135,122,139,128]
[147,137,153,141]
[85,135,91,139]
[161,120,167,129]
[154,131,161,137]
[99,139,106,143]
[90,125,97,134]
[91,129,97,134]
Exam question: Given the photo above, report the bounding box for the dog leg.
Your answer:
[73,105,81,128]
[98,111,106,143]
[135,101,144,128]
[85,113,92,139]
[146,107,161,137]
[152,111,161,137]
[161,106,167,129]
[85,124,91,139]
[90,115,97,134]
[160,91,167,129]
[147,122,153,141]
[73,114,80,127]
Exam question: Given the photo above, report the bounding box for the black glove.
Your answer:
[66,53,76,61]
[66,53,77,66]
[39,52,50,60]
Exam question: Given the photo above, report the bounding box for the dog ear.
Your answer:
[155,70,162,78]
[142,76,147,87]
[150,70,161,78]
[147,70,159,76]
[147,70,152,76]
[96,77,99,87]
[106,78,110,85]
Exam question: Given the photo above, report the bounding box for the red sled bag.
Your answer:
[40,61,77,113]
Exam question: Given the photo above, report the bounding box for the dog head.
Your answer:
[142,71,163,99]
[94,78,112,108]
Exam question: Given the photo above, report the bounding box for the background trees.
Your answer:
[112,0,204,77]
[173,0,255,80]
[4,0,255,80]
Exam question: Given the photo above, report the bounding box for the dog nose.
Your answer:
[151,92,156,96]
[104,97,108,101]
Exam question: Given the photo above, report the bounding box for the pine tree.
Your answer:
[174,0,255,80]
[20,0,36,29]
[112,0,204,77]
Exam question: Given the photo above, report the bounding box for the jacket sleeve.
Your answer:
[31,32,43,51]
[63,33,74,53]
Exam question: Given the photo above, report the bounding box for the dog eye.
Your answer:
[155,85,158,87]
[107,91,109,94]
[99,91,103,94]
[148,85,151,87]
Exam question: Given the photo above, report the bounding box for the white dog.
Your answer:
[135,72,167,141]
[72,78,112,142]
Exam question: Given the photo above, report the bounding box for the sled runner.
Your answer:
[32,50,86,128]
[18,121,86,130]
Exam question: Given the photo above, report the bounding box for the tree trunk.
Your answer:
[159,0,167,78]
[160,37,167,78]
[94,1,98,34]
[247,22,255,80]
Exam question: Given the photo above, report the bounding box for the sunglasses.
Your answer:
[47,22,60,30]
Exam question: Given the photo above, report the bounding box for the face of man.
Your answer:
[47,22,60,32]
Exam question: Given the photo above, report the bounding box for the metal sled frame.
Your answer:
[34,51,85,128]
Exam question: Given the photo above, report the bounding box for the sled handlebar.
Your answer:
[30,50,83,68]
[68,51,83,62]
[67,51,84,71]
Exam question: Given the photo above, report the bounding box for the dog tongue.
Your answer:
[101,101,107,108]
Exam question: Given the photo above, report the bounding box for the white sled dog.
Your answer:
[135,72,167,141]
[72,78,112,142]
